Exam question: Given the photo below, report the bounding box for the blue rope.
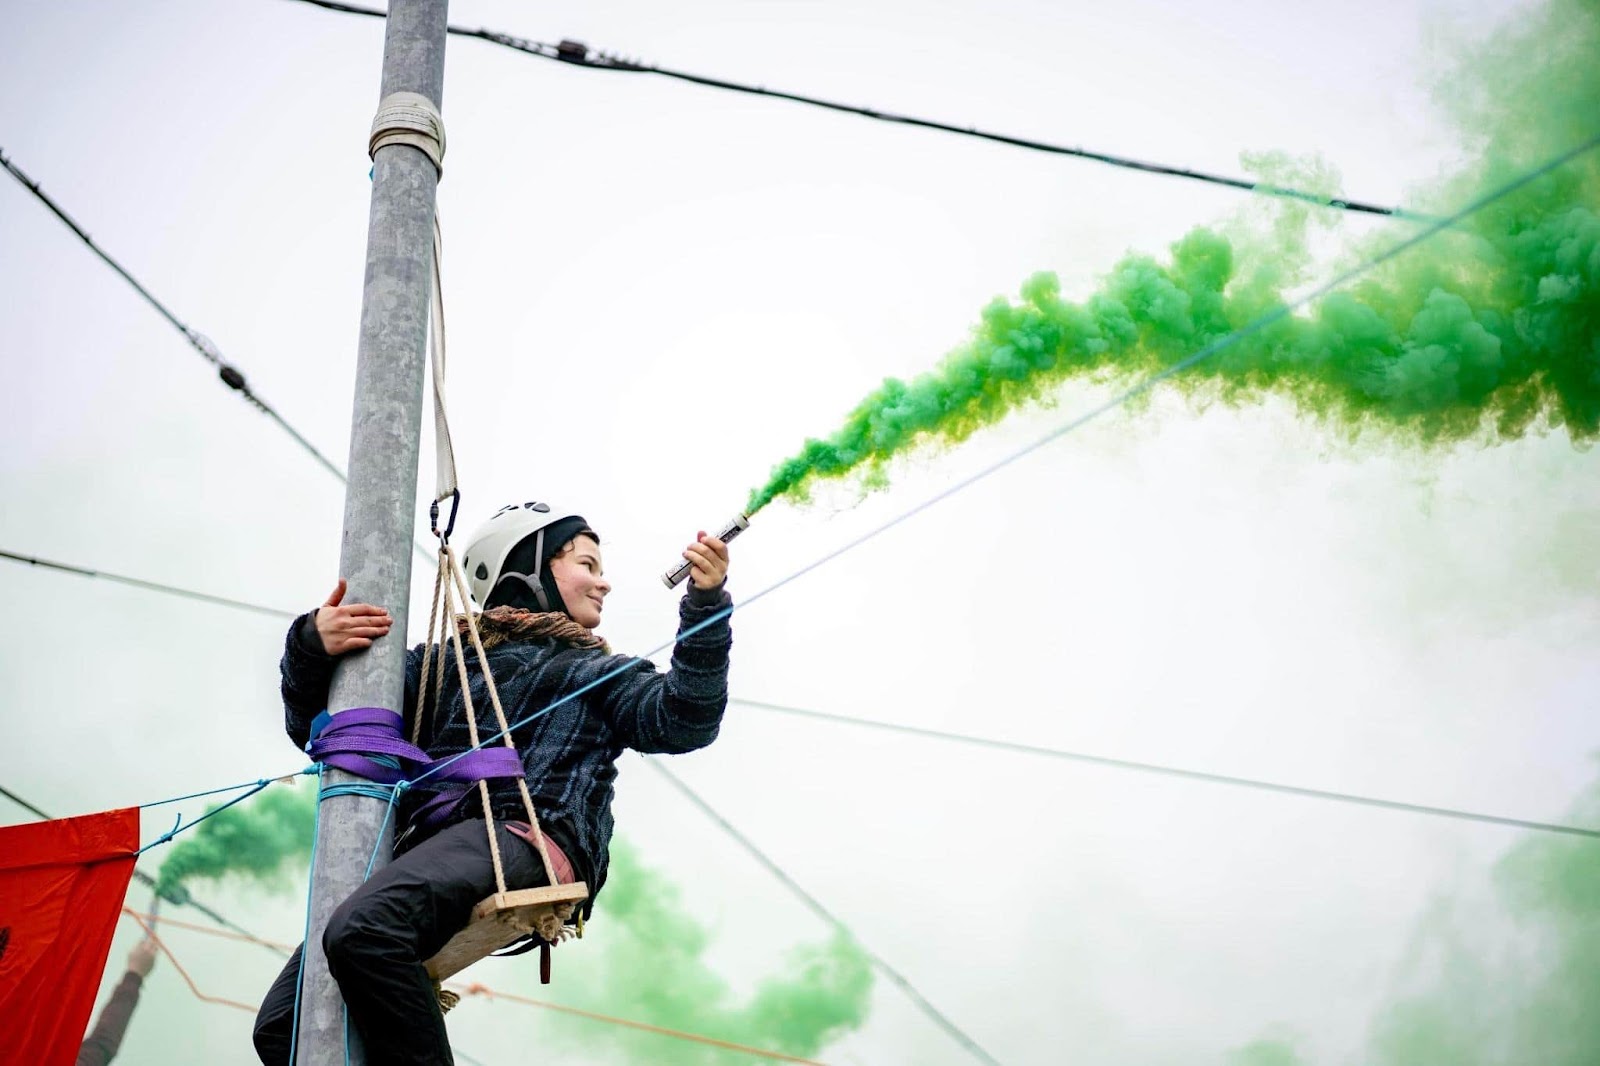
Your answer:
[319,782,402,803]
[287,765,327,1066]
[300,776,406,1064]
[132,767,316,856]
[407,608,732,789]
[411,131,1600,789]
[285,776,407,1064]
[138,767,314,809]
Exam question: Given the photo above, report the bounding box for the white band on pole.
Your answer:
[369,91,446,176]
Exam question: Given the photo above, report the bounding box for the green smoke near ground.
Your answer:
[1364,773,1600,1066]
[152,790,872,1060]
[550,837,873,1064]
[746,0,1599,515]
[1220,768,1600,1066]
[154,783,316,901]
[1226,1039,1308,1066]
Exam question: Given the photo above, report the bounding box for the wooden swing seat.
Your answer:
[424,881,590,982]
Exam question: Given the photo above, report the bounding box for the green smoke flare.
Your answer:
[155,784,316,901]
[746,0,1599,515]
[550,837,874,1063]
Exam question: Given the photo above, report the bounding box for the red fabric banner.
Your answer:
[0,807,139,1066]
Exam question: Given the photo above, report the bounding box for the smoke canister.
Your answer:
[661,513,750,588]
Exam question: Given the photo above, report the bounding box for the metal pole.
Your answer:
[295,1,449,1061]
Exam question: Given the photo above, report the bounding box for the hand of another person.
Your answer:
[682,532,730,591]
[314,579,393,655]
[128,937,158,978]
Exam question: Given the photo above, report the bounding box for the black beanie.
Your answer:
[484,516,597,615]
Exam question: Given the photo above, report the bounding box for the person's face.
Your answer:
[549,535,610,628]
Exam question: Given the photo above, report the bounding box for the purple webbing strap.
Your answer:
[306,707,524,790]
[427,747,523,784]
[306,707,426,784]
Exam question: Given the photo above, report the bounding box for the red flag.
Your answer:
[0,808,139,1066]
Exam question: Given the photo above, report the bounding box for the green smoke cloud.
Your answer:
[746,0,1599,515]
[1227,1039,1308,1066]
[1364,773,1600,1066]
[154,783,316,901]
[152,791,873,1060]
[1219,768,1600,1066]
[549,837,873,1064]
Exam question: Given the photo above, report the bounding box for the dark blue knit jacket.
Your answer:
[279,586,732,908]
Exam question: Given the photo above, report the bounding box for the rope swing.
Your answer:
[413,211,588,995]
[414,539,590,994]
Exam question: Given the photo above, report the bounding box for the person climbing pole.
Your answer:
[76,937,158,1066]
[252,502,733,1065]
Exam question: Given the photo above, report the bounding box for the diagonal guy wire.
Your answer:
[648,758,1005,1065]
[0,548,297,619]
[730,698,1600,840]
[1,147,442,566]
[0,147,345,482]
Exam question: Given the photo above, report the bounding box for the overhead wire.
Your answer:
[0,783,52,821]
[287,0,1428,220]
[0,148,344,483]
[0,548,297,620]
[729,697,1600,841]
[0,149,439,567]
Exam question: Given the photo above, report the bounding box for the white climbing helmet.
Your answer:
[461,500,587,608]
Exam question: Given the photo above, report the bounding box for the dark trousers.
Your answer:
[252,818,549,1065]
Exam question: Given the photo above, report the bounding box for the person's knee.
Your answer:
[322,903,369,976]
[323,895,407,979]
[252,1005,291,1065]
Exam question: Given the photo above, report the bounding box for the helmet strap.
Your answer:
[529,529,549,611]
[488,528,555,612]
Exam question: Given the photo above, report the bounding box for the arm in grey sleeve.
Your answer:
[75,972,143,1066]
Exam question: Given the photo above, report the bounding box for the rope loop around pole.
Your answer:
[369,91,445,176]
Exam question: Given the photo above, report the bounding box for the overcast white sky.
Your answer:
[3,0,1595,1063]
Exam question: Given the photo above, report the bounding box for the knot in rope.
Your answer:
[369,91,445,176]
